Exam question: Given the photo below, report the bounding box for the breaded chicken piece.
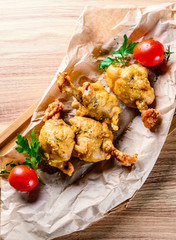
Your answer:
[39,100,138,175]
[105,64,160,129]
[70,116,138,166]
[57,72,121,131]
[39,100,75,176]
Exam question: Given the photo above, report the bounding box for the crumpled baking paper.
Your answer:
[1,3,176,240]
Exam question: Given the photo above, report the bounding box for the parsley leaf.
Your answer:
[0,161,24,175]
[112,34,138,65]
[15,129,44,184]
[10,163,18,168]
[99,57,119,70]
[164,45,174,62]
[16,133,30,154]
[1,130,44,185]
[0,161,13,175]
[98,34,138,69]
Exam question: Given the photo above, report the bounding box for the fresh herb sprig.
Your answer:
[99,34,138,70]
[15,130,44,184]
[0,161,22,175]
[112,34,138,66]
[0,161,13,174]
[164,45,174,62]
[98,57,119,70]
[0,130,44,185]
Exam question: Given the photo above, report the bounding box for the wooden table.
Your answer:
[1,1,176,239]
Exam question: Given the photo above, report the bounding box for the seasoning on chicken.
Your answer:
[70,116,138,166]
[43,99,64,122]
[105,64,160,129]
[39,100,75,176]
[57,72,121,131]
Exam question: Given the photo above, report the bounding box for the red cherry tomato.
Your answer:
[133,39,164,67]
[8,165,38,192]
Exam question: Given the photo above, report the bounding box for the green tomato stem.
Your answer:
[38,176,45,185]
[32,165,45,185]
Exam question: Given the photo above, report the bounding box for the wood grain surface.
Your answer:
[0,1,176,239]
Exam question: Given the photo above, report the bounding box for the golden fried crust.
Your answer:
[74,82,121,130]
[57,72,121,131]
[141,108,160,129]
[40,98,75,176]
[113,150,138,166]
[57,161,74,176]
[57,72,83,102]
[39,119,75,175]
[57,72,70,92]
[70,116,138,166]
[105,64,155,109]
[43,99,64,122]
[70,116,112,162]
[105,64,160,129]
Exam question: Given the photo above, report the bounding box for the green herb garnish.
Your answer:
[99,34,138,69]
[16,129,44,184]
[0,161,23,175]
[153,74,158,82]
[99,57,119,70]
[164,45,174,62]
[112,34,138,66]
[0,161,13,174]
[0,129,44,185]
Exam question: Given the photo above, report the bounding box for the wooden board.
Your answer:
[1,1,176,239]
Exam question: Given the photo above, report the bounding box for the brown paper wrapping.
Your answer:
[1,3,176,240]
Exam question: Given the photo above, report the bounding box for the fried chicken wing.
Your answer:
[43,99,64,123]
[39,98,137,175]
[57,72,121,130]
[70,116,137,166]
[105,64,160,129]
[39,100,75,176]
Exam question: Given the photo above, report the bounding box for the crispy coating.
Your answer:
[39,119,75,176]
[105,64,160,128]
[43,99,64,122]
[39,98,138,175]
[70,116,137,166]
[70,116,113,162]
[141,108,160,129]
[57,72,121,130]
[57,72,82,102]
[39,100,75,176]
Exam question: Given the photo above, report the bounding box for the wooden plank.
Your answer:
[0,101,39,152]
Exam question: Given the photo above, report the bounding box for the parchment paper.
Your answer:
[1,3,176,240]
